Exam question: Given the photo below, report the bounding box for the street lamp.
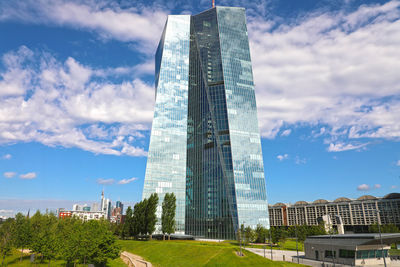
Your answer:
[294,224,299,264]
[328,214,336,267]
[219,221,222,242]
[269,226,273,260]
[238,229,243,257]
[375,210,387,267]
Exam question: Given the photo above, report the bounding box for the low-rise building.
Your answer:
[269,193,400,231]
[58,210,106,221]
[304,233,400,266]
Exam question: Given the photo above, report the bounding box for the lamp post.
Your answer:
[376,210,387,267]
[269,227,273,260]
[295,224,299,264]
[243,221,246,249]
[328,214,336,267]
[219,221,222,242]
[238,229,243,257]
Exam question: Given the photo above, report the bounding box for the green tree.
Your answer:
[57,216,82,265]
[310,223,326,236]
[0,218,15,266]
[85,220,120,266]
[145,193,159,240]
[271,227,288,248]
[161,193,176,240]
[29,211,59,265]
[296,225,307,242]
[122,206,133,239]
[13,213,32,261]
[244,226,256,244]
[254,224,268,243]
[382,224,400,233]
[133,201,147,237]
[369,223,399,233]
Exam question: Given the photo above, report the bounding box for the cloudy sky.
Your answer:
[0,0,399,216]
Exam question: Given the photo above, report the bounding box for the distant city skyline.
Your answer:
[0,0,399,217]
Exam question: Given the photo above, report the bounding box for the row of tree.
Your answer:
[0,211,120,266]
[369,223,399,233]
[239,224,327,246]
[118,193,176,240]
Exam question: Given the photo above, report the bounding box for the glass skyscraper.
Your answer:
[143,6,269,239]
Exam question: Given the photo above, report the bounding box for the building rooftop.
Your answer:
[313,199,328,204]
[305,233,400,246]
[269,192,399,207]
[294,201,308,206]
[357,195,377,201]
[384,193,400,199]
[333,197,351,203]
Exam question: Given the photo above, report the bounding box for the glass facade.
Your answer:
[186,8,236,239]
[143,15,190,234]
[356,250,388,259]
[143,7,268,239]
[217,6,269,231]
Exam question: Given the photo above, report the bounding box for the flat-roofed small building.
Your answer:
[304,233,400,266]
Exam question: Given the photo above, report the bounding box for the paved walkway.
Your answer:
[245,248,400,267]
[120,251,152,267]
[245,247,304,262]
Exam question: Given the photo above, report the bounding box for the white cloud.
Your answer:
[96,178,115,185]
[277,154,289,161]
[1,1,399,157]
[19,172,36,179]
[0,46,152,157]
[3,172,16,178]
[396,160,400,166]
[0,209,13,213]
[2,154,11,159]
[295,156,307,165]
[0,46,34,97]
[0,0,167,55]
[357,184,370,191]
[118,177,138,185]
[248,1,400,147]
[391,185,398,189]
[373,184,381,189]
[327,142,369,152]
[280,129,292,137]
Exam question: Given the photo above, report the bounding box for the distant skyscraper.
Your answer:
[91,202,100,212]
[100,190,111,219]
[116,201,124,215]
[72,204,88,211]
[143,6,269,239]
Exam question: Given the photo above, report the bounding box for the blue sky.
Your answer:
[0,0,399,217]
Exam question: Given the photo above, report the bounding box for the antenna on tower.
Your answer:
[212,0,215,8]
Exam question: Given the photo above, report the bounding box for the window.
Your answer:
[376,250,388,258]
[356,250,388,259]
[339,249,355,258]
[325,250,336,258]
[357,250,369,259]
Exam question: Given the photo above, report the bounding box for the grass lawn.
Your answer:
[390,249,400,256]
[2,249,125,267]
[119,239,306,267]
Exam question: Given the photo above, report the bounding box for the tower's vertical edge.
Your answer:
[143,15,191,234]
[216,7,270,229]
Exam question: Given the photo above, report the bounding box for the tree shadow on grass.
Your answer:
[5,254,31,266]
